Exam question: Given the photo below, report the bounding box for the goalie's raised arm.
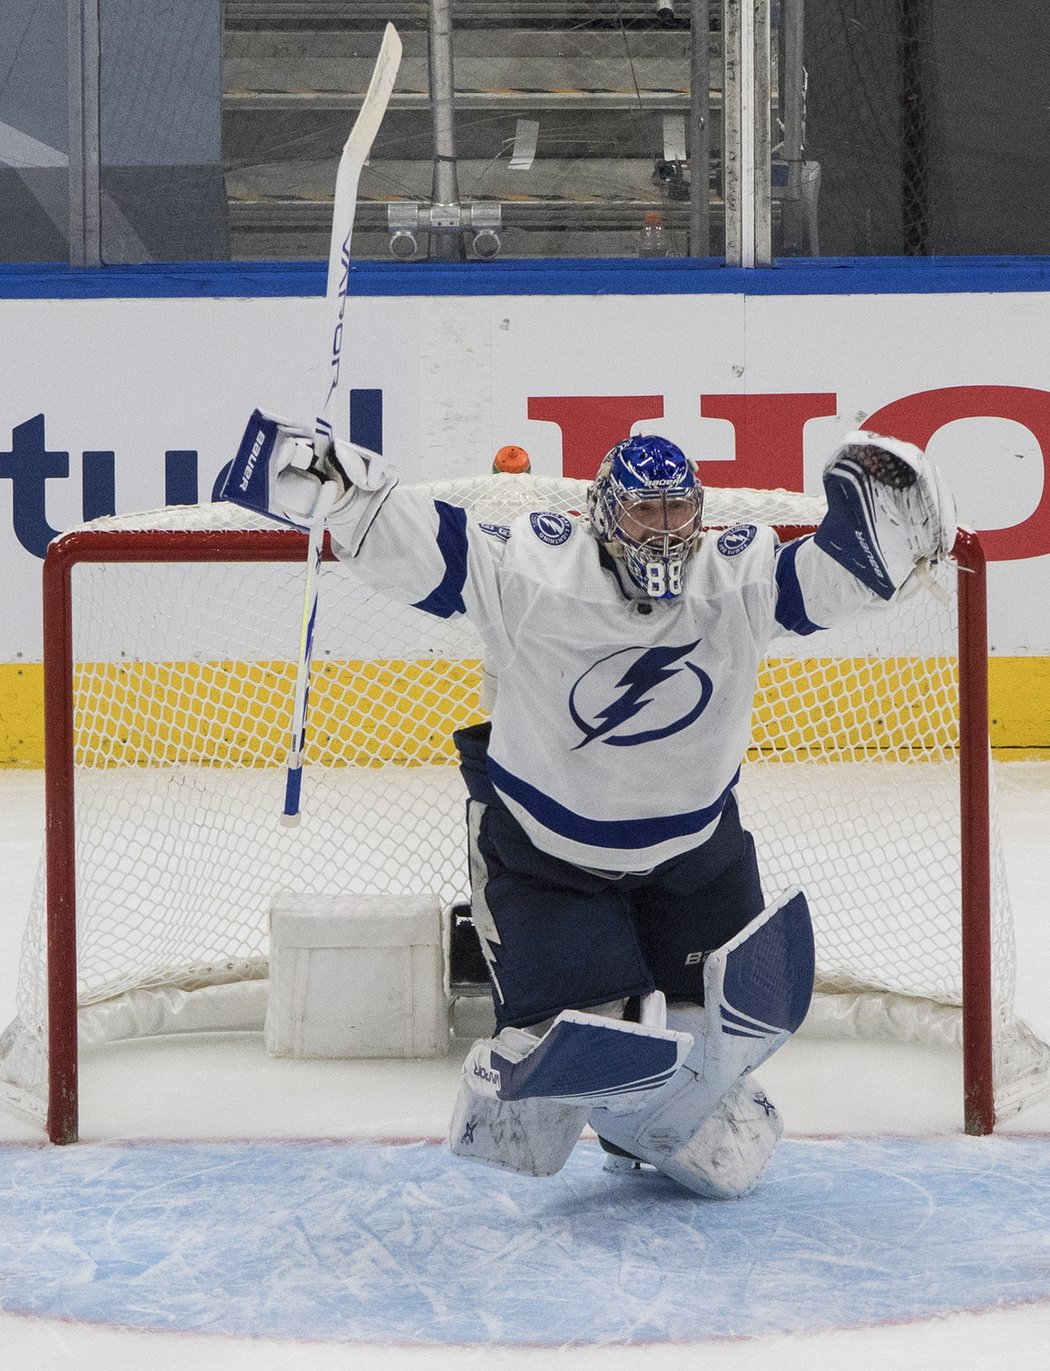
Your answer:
[222,408,398,533]
[813,430,958,600]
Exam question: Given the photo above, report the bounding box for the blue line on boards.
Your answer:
[3,255,1050,299]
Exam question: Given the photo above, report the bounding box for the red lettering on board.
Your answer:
[867,386,1050,561]
[527,396,664,479]
[526,386,1050,562]
[698,393,838,492]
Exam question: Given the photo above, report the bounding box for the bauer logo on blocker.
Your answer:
[239,427,268,492]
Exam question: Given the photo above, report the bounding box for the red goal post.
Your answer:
[6,479,1046,1143]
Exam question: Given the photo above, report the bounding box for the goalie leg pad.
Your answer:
[656,1075,783,1199]
[600,1075,783,1199]
[590,888,811,1192]
[449,1028,590,1178]
[470,1012,693,1114]
[686,885,813,1098]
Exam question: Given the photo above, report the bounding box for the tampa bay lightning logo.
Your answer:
[717,524,758,556]
[569,641,713,749]
[530,512,572,545]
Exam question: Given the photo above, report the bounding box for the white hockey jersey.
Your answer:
[329,488,880,873]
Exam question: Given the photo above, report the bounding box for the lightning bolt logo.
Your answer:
[569,641,713,749]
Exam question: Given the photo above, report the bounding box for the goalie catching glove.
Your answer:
[222,408,398,530]
[814,431,957,600]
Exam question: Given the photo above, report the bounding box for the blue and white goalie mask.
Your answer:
[588,435,705,600]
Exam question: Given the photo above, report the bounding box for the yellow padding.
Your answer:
[0,665,44,767]
[72,660,487,768]
[989,656,1050,751]
[64,656,964,766]
[750,656,959,757]
[1,657,1048,768]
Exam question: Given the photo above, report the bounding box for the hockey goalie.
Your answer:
[226,418,956,1198]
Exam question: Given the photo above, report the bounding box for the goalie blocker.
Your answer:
[222,408,398,549]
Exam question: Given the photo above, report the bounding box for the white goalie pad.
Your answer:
[464,1012,694,1114]
[607,1075,784,1200]
[449,1027,590,1178]
[682,885,814,1101]
[590,888,812,1193]
[449,1003,691,1178]
[448,1083,590,1179]
[814,430,958,600]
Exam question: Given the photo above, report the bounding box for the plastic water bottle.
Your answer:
[639,210,671,257]
[492,445,531,474]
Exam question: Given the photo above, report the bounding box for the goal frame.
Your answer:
[41,522,992,1145]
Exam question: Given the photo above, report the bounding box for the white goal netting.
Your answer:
[1,476,1047,1125]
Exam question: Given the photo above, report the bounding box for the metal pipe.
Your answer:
[722,0,742,264]
[780,0,806,254]
[752,0,772,266]
[688,0,711,256]
[43,543,79,1142]
[427,0,465,261]
[956,531,996,1135]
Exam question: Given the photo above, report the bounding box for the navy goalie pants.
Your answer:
[454,724,764,1033]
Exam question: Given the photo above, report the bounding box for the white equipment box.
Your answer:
[266,894,449,1059]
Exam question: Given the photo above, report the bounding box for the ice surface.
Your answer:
[1,1136,1049,1345]
[0,765,1048,1369]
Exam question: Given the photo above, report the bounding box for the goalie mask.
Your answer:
[588,435,704,600]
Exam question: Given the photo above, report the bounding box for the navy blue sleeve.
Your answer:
[773,537,827,636]
[411,500,469,619]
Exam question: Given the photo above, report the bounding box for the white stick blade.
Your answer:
[345,23,403,164]
[317,23,403,452]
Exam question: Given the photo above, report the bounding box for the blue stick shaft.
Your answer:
[282,763,304,821]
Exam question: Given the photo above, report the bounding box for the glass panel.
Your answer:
[0,0,70,263]
[802,0,1048,257]
[97,0,229,264]
[223,2,724,262]
[27,3,1046,267]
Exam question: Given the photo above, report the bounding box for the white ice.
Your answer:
[0,764,1048,1369]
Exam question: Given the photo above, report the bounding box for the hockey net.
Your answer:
[2,477,1047,1140]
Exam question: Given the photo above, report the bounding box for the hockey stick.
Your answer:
[282,22,403,824]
